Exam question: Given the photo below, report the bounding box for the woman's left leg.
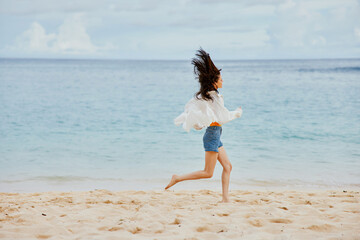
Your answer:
[217,146,232,202]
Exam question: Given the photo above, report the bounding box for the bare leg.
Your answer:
[165,151,218,190]
[217,146,232,203]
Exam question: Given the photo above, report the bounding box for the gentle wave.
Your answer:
[1,176,124,183]
[298,66,360,72]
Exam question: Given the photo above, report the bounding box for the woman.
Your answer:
[165,48,243,203]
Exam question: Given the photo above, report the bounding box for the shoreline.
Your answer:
[1,189,359,239]
[1,177,359,193]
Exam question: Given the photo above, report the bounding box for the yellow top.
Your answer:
[210,122,222,126]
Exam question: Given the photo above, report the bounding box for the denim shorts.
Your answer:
[203,126,223,152]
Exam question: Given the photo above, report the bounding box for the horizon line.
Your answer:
[0,57,359,61]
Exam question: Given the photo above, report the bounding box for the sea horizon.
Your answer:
[1,57,360,62]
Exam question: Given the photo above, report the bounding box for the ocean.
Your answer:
[0,58,359,192]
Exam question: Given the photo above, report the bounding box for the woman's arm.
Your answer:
[229,106,243,119]
[220,105,243,125]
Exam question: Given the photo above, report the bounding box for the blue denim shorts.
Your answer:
[203,126,223,152]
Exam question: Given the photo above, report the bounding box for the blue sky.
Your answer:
[0,0,359,60]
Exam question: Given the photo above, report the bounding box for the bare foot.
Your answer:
[165,174,179,190]
[218,198,231,203]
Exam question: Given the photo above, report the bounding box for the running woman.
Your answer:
[165,48,243,203]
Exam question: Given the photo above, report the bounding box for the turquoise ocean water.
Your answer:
[0,58,359,192]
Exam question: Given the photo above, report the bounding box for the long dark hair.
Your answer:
[192,47,222,102]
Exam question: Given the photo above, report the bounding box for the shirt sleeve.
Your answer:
[217,95,243,125]
[226,107,243,123]
[174,97,213,132]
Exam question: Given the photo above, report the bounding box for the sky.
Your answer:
[0,0,359,60]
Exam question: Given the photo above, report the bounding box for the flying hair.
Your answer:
[191,47,222,102]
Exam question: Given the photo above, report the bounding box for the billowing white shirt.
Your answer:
[174,90,243,132]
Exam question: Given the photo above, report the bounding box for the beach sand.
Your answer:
[0,189,359,239]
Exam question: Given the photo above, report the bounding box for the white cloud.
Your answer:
[278,0,296,11]
[311,36,326,46]
[230,30,271,48]
[17,22,56,51]
[270,0,360,49]
[354,27,360,42]
[54,13,97,53]
[10,13,112,55]
[0,0,164,15]
[1,0,359,59]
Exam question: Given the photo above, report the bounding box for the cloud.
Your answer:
[17,22,56,52]
[269,0,360,49]
[1,0,359,59]
[9,13,114,55]
[311,36,326,46]
[54,14,97,53]
[355,27,360,42]
[0,0,164,15]
[192,0,284,6]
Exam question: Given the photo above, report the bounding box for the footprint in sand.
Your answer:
[269,218,293,224]
[248,219,264,227]
[307,224,336,232]
[196,226,210,232]
[278,206,288,210]
[36,235,52,239]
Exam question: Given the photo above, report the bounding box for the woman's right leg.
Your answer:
[164,151,218,190]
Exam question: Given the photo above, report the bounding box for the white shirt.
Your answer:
[174,90,243,132]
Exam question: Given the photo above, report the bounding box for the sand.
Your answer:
[0,189,359,239]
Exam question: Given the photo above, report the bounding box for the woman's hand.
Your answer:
[194,123,204,130]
